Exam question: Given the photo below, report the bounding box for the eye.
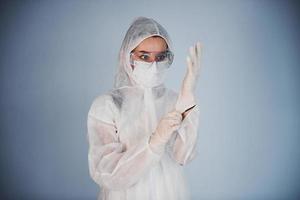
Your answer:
[156,53,167,62]
[139,54,150,61]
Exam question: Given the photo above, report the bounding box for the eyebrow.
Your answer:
[137,51,151,54]
[136,50,167,54]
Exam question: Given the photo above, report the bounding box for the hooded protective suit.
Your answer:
[87,16,200,200]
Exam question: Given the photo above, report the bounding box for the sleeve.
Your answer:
[87,95,162,190]
[169,105,200,165]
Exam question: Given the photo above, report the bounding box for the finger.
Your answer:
[175,111,183,120]
[165,112,178,119]
[189,46,196,67]
[165,115,177,121]
[193,44,199,67]
[169,110,180,115]
[164,114,179,122]
[169,110,182,118]
[169,119,180,125]
[170,124,180,130]
[186,56,193,72]
[171,124,180,132]
[163,117,175,123]
[196,42,201,54]
[165,115,181,124]
[196,42,201,65]
[172,111,183,121]
[195,42,200,54]
[172,122,181,128]
[167,118,180,125]
[171,118,183,126]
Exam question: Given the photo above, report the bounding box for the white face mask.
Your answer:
[131,61,169,88]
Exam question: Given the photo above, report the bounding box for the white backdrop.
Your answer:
[0,0,299,199]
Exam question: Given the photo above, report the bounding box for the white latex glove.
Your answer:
[175,42,202,113]
[149,110,182,154]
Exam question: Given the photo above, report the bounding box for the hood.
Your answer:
[114,16,173,88]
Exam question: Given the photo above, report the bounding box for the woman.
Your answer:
[87,16,201,200]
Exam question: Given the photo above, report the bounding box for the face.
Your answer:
[130,36,168,70]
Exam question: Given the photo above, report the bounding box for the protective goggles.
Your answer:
[130,50,174,67]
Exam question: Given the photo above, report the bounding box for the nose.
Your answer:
[151,62,158,73]
[149,55,157,62]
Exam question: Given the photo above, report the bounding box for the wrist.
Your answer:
[148,133,167,155]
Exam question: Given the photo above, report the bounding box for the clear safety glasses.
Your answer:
[130,50,174,69]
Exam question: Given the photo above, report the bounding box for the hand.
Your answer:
[149,110,182,153]
[155,110,182,142]
[175,42,202,113]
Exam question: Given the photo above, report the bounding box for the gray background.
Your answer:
[0,0,299,199]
